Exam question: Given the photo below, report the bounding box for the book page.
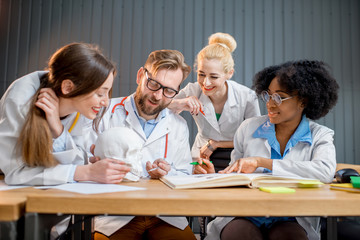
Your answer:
[160,173,320,189]
[160,173,270,189]
[251,174,320,188]
[161,173,243,186]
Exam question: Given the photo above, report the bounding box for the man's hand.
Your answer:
[146,159,171,179]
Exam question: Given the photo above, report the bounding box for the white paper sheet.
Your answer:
[37,182,145,194]
[0,180,29,191]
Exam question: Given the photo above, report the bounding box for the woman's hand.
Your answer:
[193,158,215,174]
[169,96,203,115]
[220,157,272,174]
[146,159,171,179]
[220,157,258,173]
[35,88,63,138]
[200,140,217,159]
[75,159,131,184]
[89,144,101,163]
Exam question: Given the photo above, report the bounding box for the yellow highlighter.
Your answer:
[259,187,296,193]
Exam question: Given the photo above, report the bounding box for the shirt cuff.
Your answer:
[68,165,78,183]
[52,129,67,152]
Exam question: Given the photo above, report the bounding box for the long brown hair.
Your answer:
[18,43,115,167]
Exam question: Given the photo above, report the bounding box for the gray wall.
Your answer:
[1,0,359,164]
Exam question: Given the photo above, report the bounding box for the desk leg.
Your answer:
[326,217,338,240]
[72,215,93,240]
[24,213,69,240]
[72,215,82,240]
[83,215,93,240]
[0,219,23,240]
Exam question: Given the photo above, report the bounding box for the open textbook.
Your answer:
[160,173,322,189]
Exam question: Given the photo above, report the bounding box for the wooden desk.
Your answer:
[0,197,26,222]
[24,179,360,240]
[0,184,42,221]
[336,163,360,173]
[0,173,23,240]
[0,186,40,240]
[0,197,26,240]
[26,179,360,217]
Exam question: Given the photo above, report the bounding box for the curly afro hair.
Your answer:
[252,60,339,120]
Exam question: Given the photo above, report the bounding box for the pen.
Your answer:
[199,108,205,116]
[190,161,212,165]
[148,161,170,173]
[148,167,159,172]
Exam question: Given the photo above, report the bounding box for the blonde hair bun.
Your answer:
[208,32,237,53]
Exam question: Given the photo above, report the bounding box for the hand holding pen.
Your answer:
[192,158,215,174]
[168,96,205,116]
[146,158,171,179]
[185,96,204,116]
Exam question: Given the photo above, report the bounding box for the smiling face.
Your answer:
[72,72,114,119]
[197,58,232,99]
[266,77,304,127]
[134,67,182,120]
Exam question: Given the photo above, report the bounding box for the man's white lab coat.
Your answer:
[90,95,193,236]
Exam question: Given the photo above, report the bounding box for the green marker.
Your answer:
[190,161,212,165]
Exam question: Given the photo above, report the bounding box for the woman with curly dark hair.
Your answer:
[196,60,339,240]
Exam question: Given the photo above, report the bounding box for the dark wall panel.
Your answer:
[1,0,359,164]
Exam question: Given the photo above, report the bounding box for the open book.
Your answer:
[160,173,322,189]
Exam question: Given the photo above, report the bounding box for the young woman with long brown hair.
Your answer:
[0,43,130,185]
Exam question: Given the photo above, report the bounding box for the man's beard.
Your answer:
[135,88,170,116]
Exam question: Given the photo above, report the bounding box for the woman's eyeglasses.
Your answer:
[261,91,293,106]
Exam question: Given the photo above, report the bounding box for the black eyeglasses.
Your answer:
[144,68,179,98]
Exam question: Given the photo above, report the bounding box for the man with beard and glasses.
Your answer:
[88,49,196,240]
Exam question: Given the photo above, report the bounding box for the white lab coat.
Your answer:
[0,71,92,185]
[90,95,193,237]
[206,115,337,240]
[175,81,260,158]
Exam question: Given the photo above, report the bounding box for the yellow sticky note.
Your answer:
[298,181,323,188]
[259,187,296,193]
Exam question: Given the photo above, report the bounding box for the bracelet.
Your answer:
[206,140,214,152]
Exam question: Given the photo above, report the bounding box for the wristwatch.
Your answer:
[206,140,214,152]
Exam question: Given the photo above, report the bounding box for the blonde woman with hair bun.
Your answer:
[169,32,260,172]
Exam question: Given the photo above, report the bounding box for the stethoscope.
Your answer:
[110,96,168,159]
[111,96,129,116]
[68,112,80,133]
